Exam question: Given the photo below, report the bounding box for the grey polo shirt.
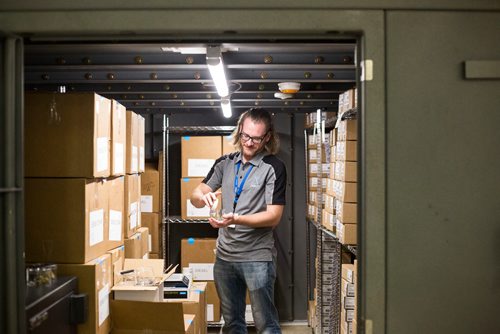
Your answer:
[202,151,286,262]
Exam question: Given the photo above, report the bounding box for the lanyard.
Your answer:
[233,161,254,210]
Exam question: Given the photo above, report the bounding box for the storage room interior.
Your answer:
[20,37,360,333]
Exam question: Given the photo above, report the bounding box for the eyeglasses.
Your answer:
[240,131,267,144]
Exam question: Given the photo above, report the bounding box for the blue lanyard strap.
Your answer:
[233,161,254,209]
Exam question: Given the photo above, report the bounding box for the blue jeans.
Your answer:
[214,257,281,334]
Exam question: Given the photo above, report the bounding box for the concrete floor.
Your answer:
[208,322,312,333]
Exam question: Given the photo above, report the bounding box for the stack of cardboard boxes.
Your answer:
[341,261,358,334]
[180,135,236,219]
[306,132,330,222]
[181,238,221,324]
[24,92,154,333]
[140,162,163,259]
[332,118,358,245]
[305,88,358,330]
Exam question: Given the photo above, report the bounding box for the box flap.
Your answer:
[112,261,177,291]
[123,258,164,276]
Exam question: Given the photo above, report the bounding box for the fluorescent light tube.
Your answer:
[206,46,229,97]
[221,99,232,118]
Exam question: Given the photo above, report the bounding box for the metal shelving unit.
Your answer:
[160,116,235,266]
[304,109,357,334]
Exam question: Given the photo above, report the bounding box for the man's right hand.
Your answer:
[201,191,221,208]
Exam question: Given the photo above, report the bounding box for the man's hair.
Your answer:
[232,108,280,155]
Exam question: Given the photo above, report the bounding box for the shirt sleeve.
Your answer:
[264,157,286,205]
[202,155,227,191]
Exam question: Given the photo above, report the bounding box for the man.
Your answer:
[190,108,286,334]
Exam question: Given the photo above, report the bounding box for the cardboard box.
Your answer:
[25,178,121,263]
[329,162,336,179]
[336,201,357,224]
[25,92,111,178]
[342,278,356,298]
[107,176,125,244]
[58,254,112,334]
[166,282,207,334]
[324,194,335,215]
[141,212,161,254]
[107,245,125,287]
[335,161,358,182]
[181,136,222,177]
[124,227,149,259]
[335,140,357,162]
[221,135,236,155]
[141,163,160,213]
[112,258,171,302]
[308,177,327,192]
[110,300,195,334]
[308,300,316,328]
[342,264,356,284]
[148,252,160,259]
[111,100,126,176]
[137,114,145,173]
[321,209,335,233]
[308,147,327,163]
[126,111,139,174]
[181,238,216,281]
[336,221,357,245]
[180,178,210,219]
[205,281,221,322]
[333,180,357,203]
[124,174,141,238]
[337,119,358,142]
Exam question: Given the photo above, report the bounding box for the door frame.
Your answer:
[0,9,386,333]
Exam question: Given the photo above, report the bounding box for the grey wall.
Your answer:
[386,10,500,333]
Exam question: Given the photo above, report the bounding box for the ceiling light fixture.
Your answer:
[206,46,229,98]
[221,98,232,118]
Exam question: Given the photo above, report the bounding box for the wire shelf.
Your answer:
[165,217,211,224]
[307,218,357,257]
[166,125,236,134]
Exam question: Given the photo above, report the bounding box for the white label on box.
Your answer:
[187,200,210,217]
[141,195,153,213]
[132,145,138,171]
[130,202,138,229]
[346,309,355,322]
[245,304,254,322]
[96,137,109,172]
[206,304,214,322]
[109,209,122,241]
[140,147,145,171]
[189,263,214,280]
[113,142,124,174]
[344,296,355,309]
[89,209,104,246]
[98,284,110,325]
[187,159,215,177]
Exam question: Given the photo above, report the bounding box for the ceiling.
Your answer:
[24,40,357,118]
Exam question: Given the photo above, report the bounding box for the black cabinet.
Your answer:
[25,276,83,334]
